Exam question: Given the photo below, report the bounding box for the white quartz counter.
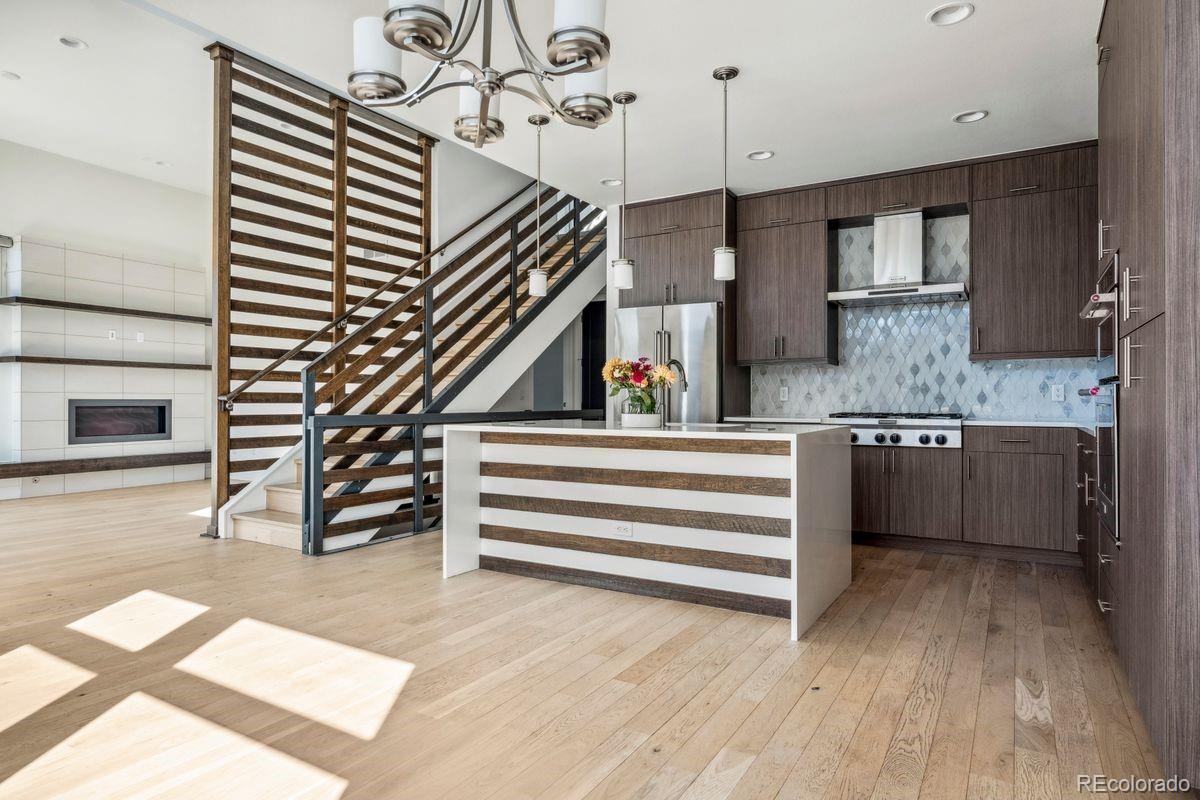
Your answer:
[726,415,1094,434]
[446,419,846,440]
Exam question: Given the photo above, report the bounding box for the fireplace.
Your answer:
[68,399,172,444]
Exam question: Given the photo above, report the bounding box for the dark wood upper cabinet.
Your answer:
[963,450,1063,550]
[889,448,963,541]
[671,226,727,306]
[622,191,724,238]
[737,188,825,231]
[970,146,1097,200]
[617,233,669,308]
[735,221,834,363]
[826,167,969,219]
[970,186,1095,359]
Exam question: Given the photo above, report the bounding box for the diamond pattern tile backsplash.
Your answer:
[752,216,1099,421]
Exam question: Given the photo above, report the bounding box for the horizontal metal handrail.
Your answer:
[219,178,537,407]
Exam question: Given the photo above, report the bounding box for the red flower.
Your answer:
[631,368,646,385]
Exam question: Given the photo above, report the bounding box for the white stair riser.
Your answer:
[231,516,302,550]
[265,487,302,514]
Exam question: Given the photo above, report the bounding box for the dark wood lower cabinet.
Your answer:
[963,450,1063,550]
[850,447,961,540]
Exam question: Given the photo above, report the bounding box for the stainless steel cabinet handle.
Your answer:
[999,438,1029,443]
[661,224,680,232]
[880,201,908,209]
[1098,553,1113,566]
[1076,533,1087,542]
[780,336,786,357]
[1121,268,1143,320]
[1008,184,1040,192]
[665,284,671,303]
[654,330,662,364]
[1097,45,1111,64]
[1098,219,1114,259]
[1124,338,1143,384]
[1083,474,1095,504]
[891,449,896,473]
[974,326,981,351]
[672,283,677,303]
[966,454,971,480]
[1097,599,1113,614]
[768,217,791,224]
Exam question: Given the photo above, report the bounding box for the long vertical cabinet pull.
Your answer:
[966,454,972,480]
[1122,267,1142,321]
[781,336,786,357]
[891,449,896,473]
[1124,337,1143,384]
[1098,219,1114,259]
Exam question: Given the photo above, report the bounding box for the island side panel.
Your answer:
[791,427,852,639]
[472,431,794,616]
[443,428,482,578]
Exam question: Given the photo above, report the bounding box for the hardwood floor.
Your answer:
[0,482,1187,799]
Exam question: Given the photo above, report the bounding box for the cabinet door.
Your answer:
[971,188,1091,358]
[889,448,963,541]
[777,221,834,362]
[850,447,890,534]
[971,147,1097,201]
[618,234,670,308]
[738,189,825,230]
[1117,315,1167,740]
[963,451,1062,549]
[735,226,781,362]
[670,226,727,306]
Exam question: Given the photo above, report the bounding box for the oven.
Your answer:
[1082,253,1120,539]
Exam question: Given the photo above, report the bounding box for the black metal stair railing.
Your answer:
[296,189,607,554]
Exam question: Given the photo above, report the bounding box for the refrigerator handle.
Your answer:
[663,330,672,425]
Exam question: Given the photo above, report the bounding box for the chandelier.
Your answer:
[348,0,613,147]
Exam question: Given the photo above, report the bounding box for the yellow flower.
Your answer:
[652,364,677,386]
[601,357,621,383]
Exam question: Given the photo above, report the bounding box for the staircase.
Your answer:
[220,184,606,553]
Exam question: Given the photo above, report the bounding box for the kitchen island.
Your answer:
[442,421,850,640]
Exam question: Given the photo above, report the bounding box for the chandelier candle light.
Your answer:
[528,114,550,298]
[349,0,613,147]
[713,66,739,281]
[610,91,637,291]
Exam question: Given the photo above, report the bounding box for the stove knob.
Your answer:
[889,433,902,444]
[918,434,931,445]
[850,432,859,444]
[935,434,948,446]
[874,433,887,444]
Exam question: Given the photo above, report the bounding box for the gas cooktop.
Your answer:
[822,411,963,447]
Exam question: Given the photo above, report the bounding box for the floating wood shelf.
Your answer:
[0,356,210,371]
[0,450,210,480]
[0,296,211,325]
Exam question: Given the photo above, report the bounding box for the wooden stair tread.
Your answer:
[264,482,301,494]
[233,508,301,526]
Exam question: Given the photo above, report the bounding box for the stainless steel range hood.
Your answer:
[827,210,967,307]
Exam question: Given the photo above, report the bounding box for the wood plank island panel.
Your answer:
[480,524,792,578]
[479,493,791,537]
[479,461,792,497]
[479,430,791,455]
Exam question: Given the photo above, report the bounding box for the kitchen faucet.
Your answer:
[666,358,688,392]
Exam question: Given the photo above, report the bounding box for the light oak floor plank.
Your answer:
[0,483,1183,800]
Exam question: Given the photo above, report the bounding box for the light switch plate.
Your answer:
[107,329,117,340]
[136,332,145,343]
[779,385,789,402]
[1051,384,1065,402]
[613,522,633,538]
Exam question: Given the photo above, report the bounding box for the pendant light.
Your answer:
[713,66,739,281]
[610,91,637,290]
[528,114,551,297]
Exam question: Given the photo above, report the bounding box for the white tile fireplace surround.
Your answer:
[0,239,212,499]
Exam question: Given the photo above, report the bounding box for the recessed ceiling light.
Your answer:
[0,71,20,81]
[600,178,622,187]
[746,150,775,161]
[926,3,975,26]
[58,35,88,49]
[952,109,988,124]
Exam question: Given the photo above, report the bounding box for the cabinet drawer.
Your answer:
[964,426,1068,455]
[827,167,969,219]
[738,188,825,230]
[623,192,723,238]
[971,147,1097,200]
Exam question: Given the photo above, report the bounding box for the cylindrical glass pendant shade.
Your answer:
[389,0,444,11]
[713,246,736,281]
[612,257,634,290]
[458,70,480,116]
[562,67,611,123]
[554,0,606,31]
[353,17,401,75]
[564,66,607,99]
[529,268,549,297]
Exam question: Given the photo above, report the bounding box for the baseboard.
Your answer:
[479,556,790,617]
[852,531,1085,567]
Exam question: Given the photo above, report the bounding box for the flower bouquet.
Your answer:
[602,356,678,428]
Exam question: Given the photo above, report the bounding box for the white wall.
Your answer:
[433,141,530,265]
[0,139,212,500]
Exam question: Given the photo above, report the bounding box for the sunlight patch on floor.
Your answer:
[66,590,210,652]
[188,505,212,518]
[0,692,347,800]
[0,645,95,735]
[175,618,413,740]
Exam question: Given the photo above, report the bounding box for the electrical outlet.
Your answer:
[107,329,117,340]
[136,332,145,343]
[613,522,633,538]
[779,385,789,402]
[1051,384,1065,402]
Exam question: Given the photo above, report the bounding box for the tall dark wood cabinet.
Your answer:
[969,149,1097,360]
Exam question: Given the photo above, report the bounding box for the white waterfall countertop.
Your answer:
[445,419,846,439]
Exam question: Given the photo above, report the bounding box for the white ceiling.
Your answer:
[0,0,1103,204]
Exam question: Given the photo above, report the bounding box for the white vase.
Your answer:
[621,411,662,429]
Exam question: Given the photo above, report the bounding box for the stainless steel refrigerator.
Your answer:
[613,302,723,424]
